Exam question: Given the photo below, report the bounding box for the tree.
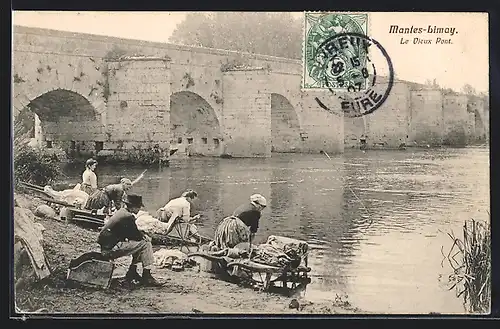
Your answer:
[478,92,490,111]
[424,78,440,89]
[461,83,477,95]
[442,87,456,95]
[15,106,35,138]
[169,12,302,59]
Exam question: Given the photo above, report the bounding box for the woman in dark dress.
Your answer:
[213,194,267,249]
[84,178,133,214]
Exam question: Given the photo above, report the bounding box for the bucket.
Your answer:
[60,207,72,222]
[197,257,218,273]
[196,244,218,273]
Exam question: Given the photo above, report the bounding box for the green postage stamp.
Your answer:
[303,12,369,90]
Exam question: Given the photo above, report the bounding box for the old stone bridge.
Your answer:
[12,26,488,162]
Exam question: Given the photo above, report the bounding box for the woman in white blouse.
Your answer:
[81,158,98,195]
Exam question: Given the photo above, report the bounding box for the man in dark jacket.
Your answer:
[98,193,161,287]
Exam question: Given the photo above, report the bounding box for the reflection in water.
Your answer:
[60,148,489,314]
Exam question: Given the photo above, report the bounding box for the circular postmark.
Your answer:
[312,32,394,118]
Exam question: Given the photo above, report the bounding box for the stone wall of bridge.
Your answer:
[12,25,344,160]
[12,25,488,162]
[344,84,489,149]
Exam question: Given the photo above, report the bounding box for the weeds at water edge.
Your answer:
[440,215,491,314]
[13,121,61,188]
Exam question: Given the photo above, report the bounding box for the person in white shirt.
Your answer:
[81,158,98,195]
[156,189,200,235]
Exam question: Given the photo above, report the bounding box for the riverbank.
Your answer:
[13,193,361,315]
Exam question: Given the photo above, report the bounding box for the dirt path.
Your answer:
[14,193,361,315]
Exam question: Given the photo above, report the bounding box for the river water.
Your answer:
[60,147,490,314]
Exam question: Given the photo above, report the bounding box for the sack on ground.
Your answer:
[153,248,189,268]
[34,204,57,219]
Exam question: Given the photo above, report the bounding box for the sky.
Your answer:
[12,11,489,93]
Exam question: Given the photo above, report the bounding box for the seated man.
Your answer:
[97,193,161,287]
[156,189,200,236]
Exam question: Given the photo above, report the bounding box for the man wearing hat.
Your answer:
[97,194,161,287]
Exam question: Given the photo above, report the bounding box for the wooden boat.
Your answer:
[65,208,107,227]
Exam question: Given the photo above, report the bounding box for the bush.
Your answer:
[443,127,467,147]
[13,121,61,187]
[14,147,61,187]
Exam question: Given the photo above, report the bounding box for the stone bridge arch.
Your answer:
[271,93,303,153]
[13,88,106,157]
[12,58,107,120]
[170,91,223,157]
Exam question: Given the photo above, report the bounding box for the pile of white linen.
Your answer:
[135,210,170,235]
[43,184,89,207]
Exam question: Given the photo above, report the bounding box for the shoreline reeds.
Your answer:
[441,215,491,314]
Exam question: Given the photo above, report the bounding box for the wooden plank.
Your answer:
[187,252,225,262]
[20,186,55,199]
[39,197,73,207]
[19,181,45,190]
[70,208,106,219]
[72,217,104,226]
[226,260,282,274]
[73,218,103,225]
[73,214,105,222]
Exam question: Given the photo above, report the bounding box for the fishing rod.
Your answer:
[321,151,373,226]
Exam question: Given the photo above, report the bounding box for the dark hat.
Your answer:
[122,194,144,208]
